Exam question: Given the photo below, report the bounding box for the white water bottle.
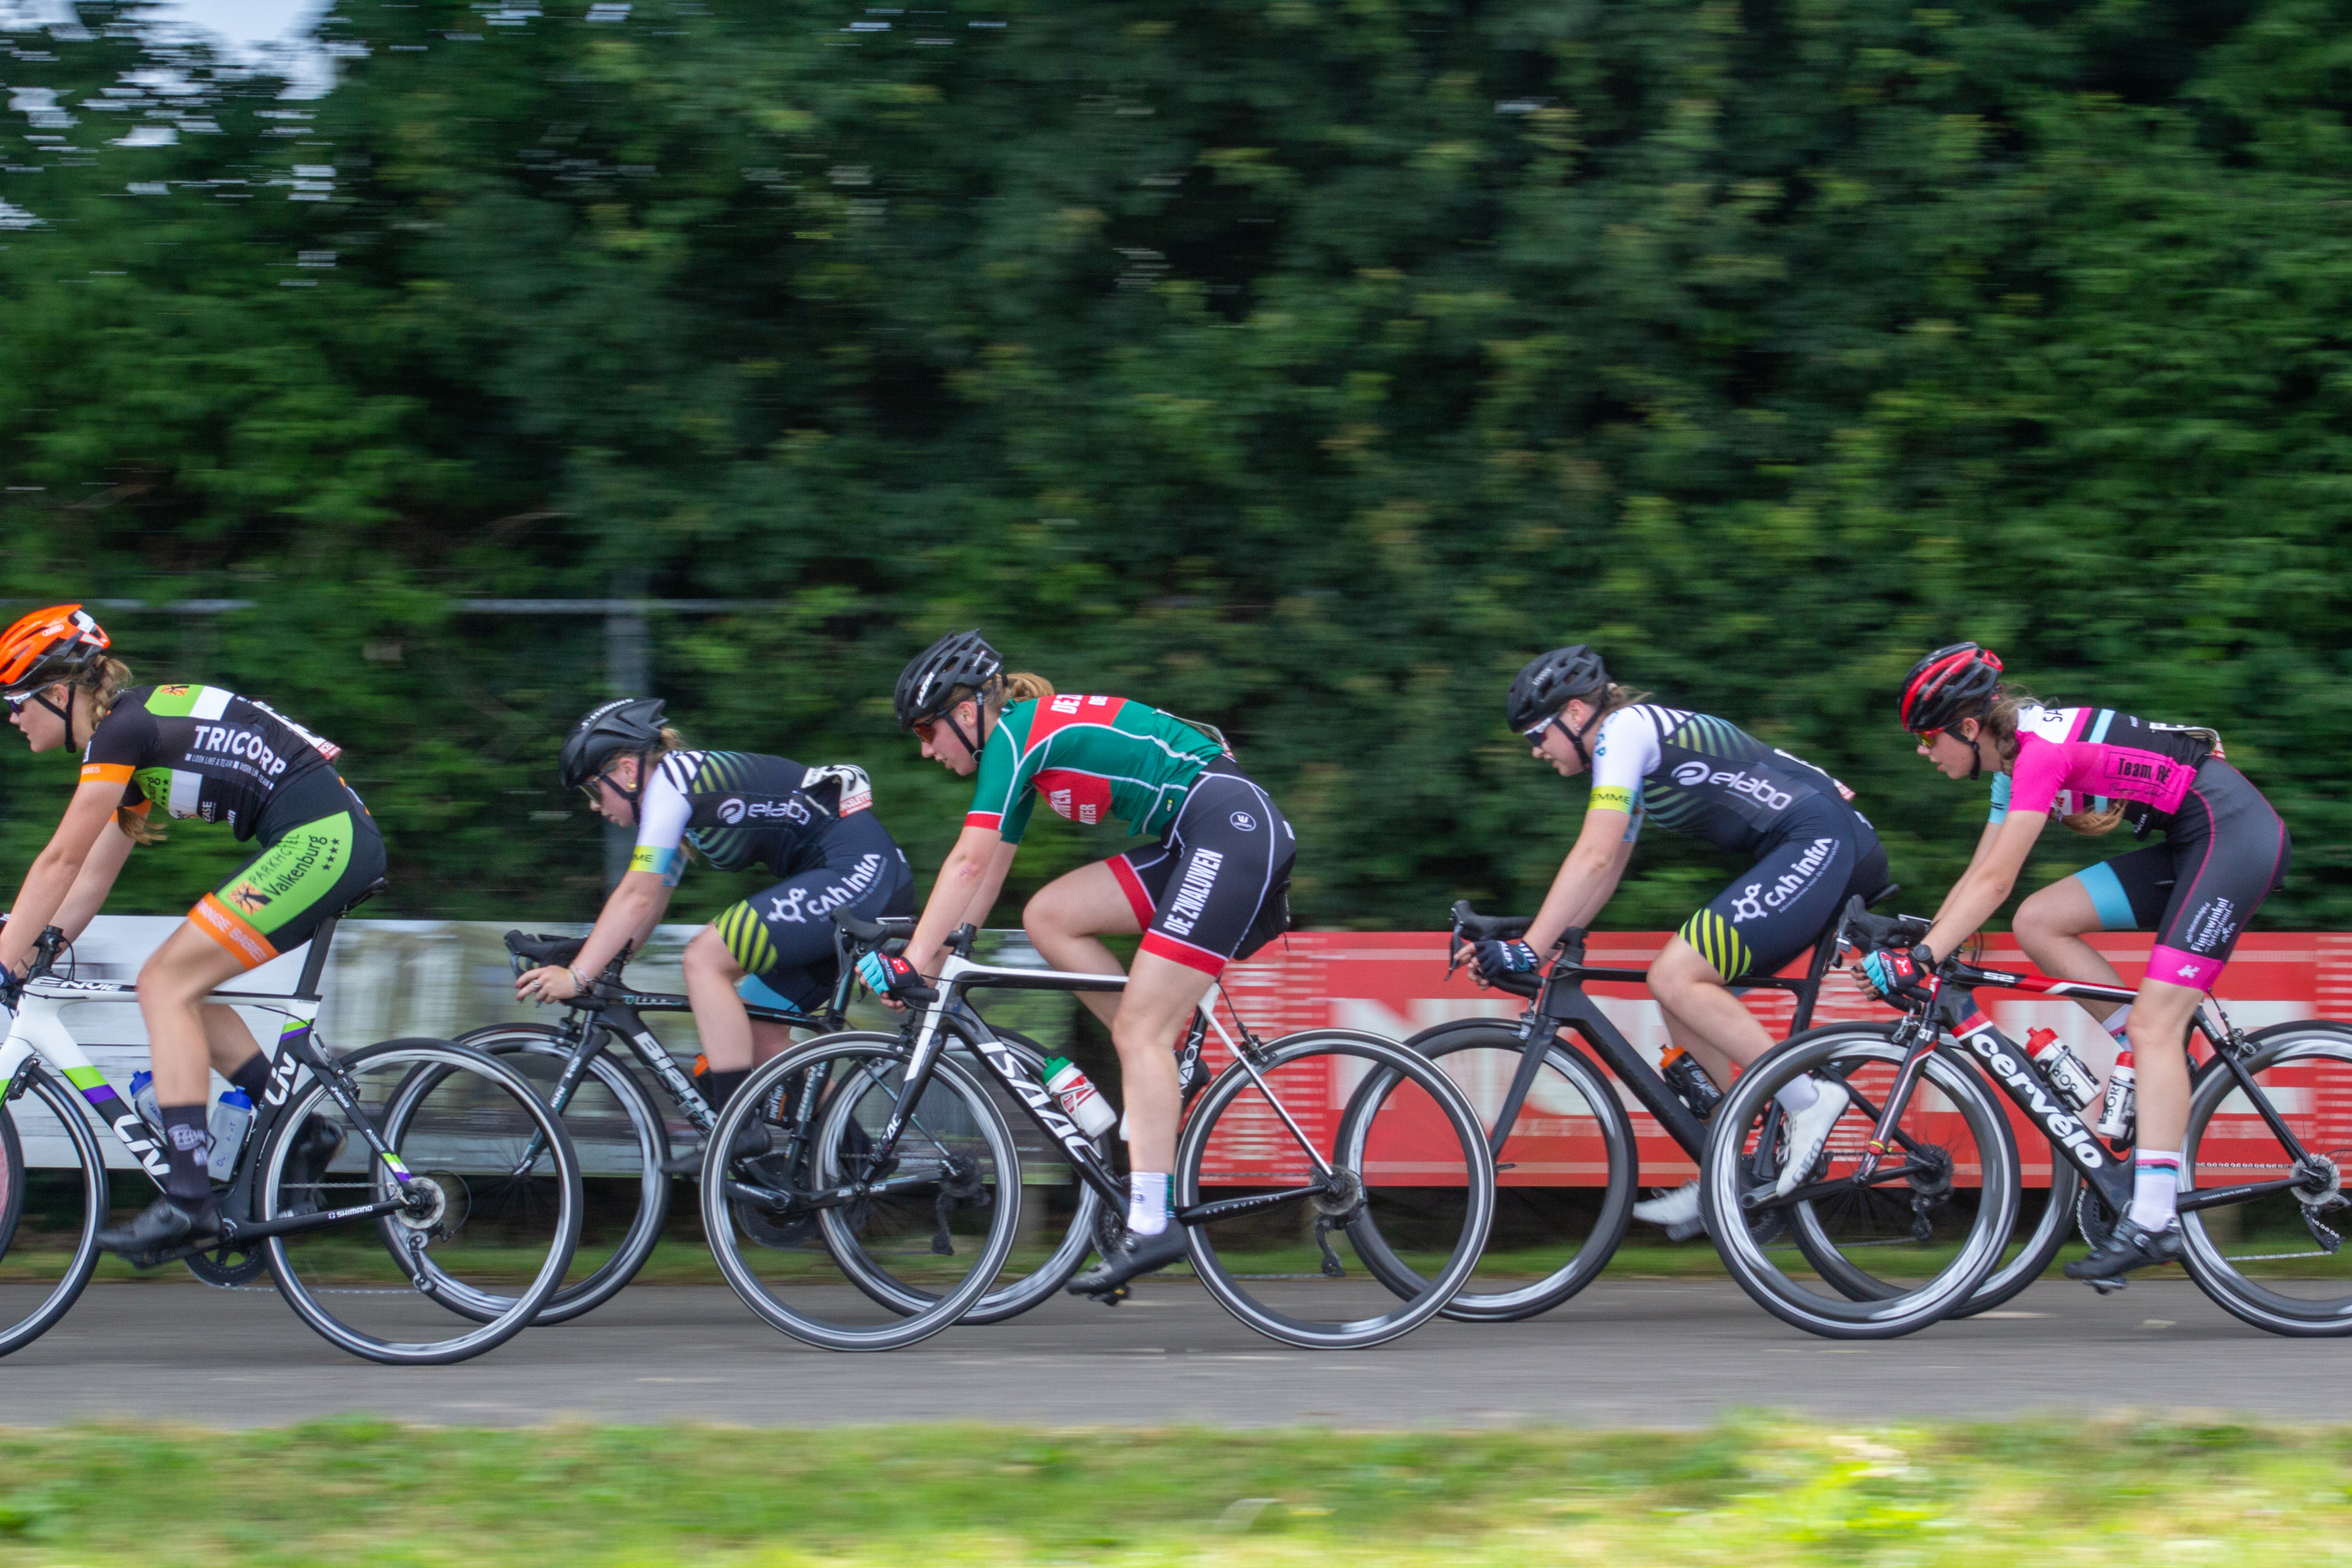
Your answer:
[2096,1049,2136,1141]
[207,1087,253,1181]
[1044,1057,1117,1139]
[129,1069,162,1132]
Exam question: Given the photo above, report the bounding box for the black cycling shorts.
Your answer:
[2065,759,2290,991]
[1678,797,1888,983]
[192,773,387,971]
[711,817,916,1013]
[1107,762,1295,977]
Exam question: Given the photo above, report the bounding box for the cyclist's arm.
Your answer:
[906,821,1004,977]
[52,816,138,941]
[955,838,1018,933]
[0,779,129,974]
[1928,820,2007,925]
[1920,810,2046,963]
[1524,806,1636,956]
[573,870,676,979]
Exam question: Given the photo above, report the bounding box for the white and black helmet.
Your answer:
[1505,644,1611,733]
[559,697,667,791]
[894,630,1003,730]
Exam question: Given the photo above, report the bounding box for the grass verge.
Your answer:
[1,1417,2348,1565]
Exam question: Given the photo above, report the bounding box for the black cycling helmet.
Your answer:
[559,697,667,792]
[1506,645,1611,733]
[1898,643,2004,735]
[895,630,1003,730]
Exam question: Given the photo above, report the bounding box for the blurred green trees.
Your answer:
[1,0,2346,930]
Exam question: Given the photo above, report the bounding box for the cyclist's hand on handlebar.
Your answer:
[1857,945,1934,1004]
[516,964,583,1005]
[1469,937,1541,984]
[857,949,925,1006]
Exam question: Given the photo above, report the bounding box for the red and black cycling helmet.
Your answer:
[0,603,109,699]
[1898,642,2004,736]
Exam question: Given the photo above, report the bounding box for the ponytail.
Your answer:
[73,656,162,844]
[989,671,1054,718]
[1976,682,2124,837]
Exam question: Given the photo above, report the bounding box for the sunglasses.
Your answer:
[579,768,624,805]
[912,719,938,744]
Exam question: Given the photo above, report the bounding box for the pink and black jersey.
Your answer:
[2002,706,2215,837]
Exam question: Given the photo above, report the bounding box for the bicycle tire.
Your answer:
[261,1037,585,1365]
[2177,1026,2352,1336]
[1700,1024,2018,1338]
[1181,1028,1495,1350]
[0,1066,108,1359]
[445,1022,671,1324]
[1339,1020,1635,1321]
[824,1025,1107,1325]
[703,1032,1022,1351]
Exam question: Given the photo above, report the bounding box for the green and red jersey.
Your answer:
[965,695,1225,845]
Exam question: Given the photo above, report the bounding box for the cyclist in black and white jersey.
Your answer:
[514,701,915,1161]
[1470,646,1889,1237]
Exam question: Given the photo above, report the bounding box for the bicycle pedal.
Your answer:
[1085,1282,1131,1307]
[2085,1276,2130,1297]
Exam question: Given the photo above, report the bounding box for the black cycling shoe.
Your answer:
[659,1122,773,1177]
[2063,1215,2185,1288]
[95,1194,220,1262]
[1067,1226,1190,1304]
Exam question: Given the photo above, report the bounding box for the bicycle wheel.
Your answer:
[1181,1028,1494,1349]
[2177,1027,2352,1335]
[703,1032,1021,1351]
[448,1023,671,1324]
[262,1037,584,1365]
[1700,1024,2017,1338]
[0,1064,107,1359]
[1339,1021,1634,1321]
[826,1026,1107,1325]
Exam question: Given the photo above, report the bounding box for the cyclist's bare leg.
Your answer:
[1648,936,1773,1082]
[1023,860,1142,1033]
[2012,878,2128,1026]
[681,926,755,1072]
[1110,951,1216,1177]
[750,1019,798,1066]
[200,1002,264,1078]
[2125,977,2201,1153]
[138,923,254,1104]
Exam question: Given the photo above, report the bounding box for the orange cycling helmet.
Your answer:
[0,603,110,699]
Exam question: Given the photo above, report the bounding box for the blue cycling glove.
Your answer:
[857,949,922,1000]
[1471,938,1541,981]
[1860,946,1932,1002]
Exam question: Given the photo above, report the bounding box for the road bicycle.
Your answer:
[0,904,583,1365]
[1777,901,2352,1336]
[696,909,1496,1351]
[1338,892,2012,1337]
[454,929,1107,1325]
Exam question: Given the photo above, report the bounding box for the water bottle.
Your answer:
[206,1087,253,1181]
[1659,1045,1723,1119]
[2096,1048,2136,1141]
[129,1069,162,1132]
[2026,1027,2099,1112]
[1043,1056,1117,1139]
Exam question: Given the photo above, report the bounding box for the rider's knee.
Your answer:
[1646,939,1713,1000]
[682,926,741,981]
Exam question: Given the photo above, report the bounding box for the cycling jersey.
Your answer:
[965,695,1225,845]
[80,684,344,842]
[631,750,877,884]
[1585,706,1857,857]
[1999,705,2214,837]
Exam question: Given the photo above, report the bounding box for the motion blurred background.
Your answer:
[2,0,2347,934]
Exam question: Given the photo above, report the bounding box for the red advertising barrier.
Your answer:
[1197,931,2352,1185]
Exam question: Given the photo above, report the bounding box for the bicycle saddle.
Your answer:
[505,930,587,966]
[1449,901,1532,943]
[833,910,916,943]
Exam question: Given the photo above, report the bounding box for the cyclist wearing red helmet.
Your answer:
[1870,642,2291,1283]
[0,605,384,1256]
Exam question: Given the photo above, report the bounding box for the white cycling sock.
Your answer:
[1127,1172,1172,1237]
[2104,1004,2133,1047]
[2130,1149,2181,1233]
[1776,1075,1820,1116]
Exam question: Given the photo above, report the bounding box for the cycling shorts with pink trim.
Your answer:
[1104,762,1294,977]
[2064,759,2290,992]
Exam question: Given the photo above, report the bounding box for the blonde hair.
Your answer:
[938,671,1057,725]
[62,656,167,845]
[1975,684,2125,837]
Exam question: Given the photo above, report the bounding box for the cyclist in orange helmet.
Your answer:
[0,605,386,1256]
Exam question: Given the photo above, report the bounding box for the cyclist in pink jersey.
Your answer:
[1861,643,2291,1284]
[868,632,1294,1298]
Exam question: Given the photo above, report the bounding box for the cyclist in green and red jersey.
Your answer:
[0,605,382,1255]
[868,632,1294,1296]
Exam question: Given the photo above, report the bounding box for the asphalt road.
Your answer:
[5,1276,2347,1428]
